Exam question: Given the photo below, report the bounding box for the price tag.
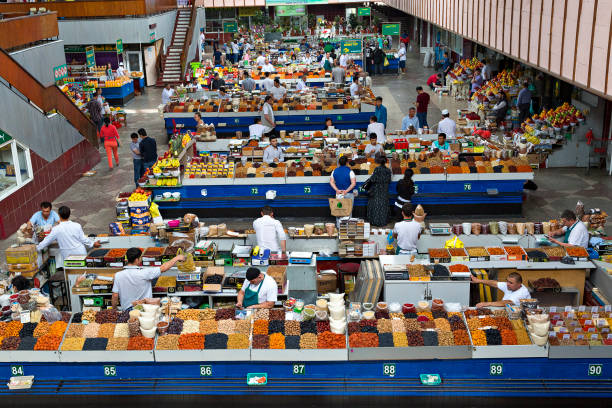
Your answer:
[549,306,557,313]
[336,115,343,121]
[464,183,472,191]
[234,118,240,123]
[251,187,258,195]
[304,186,311,194]
[20,311,30,324]
[592,313,600,319]
[578,305,586,312]
[585,320,592,326]
[607,334,612,340]
[103,365,116,377]
[555,320,563,326]
[304,116,310,121]
[601,328,610,333]
[573,328,582,333]
[292,364,305,375]
[588,328,596,333]
[489,363,503,376]
[563,334,570,340]
[588,364,603,376]
[200,189,208,197]
[10,365,24,376]
[414,185,419,193]
[577,334,584,340]
[590,334,598,340]
[605,305,611,312]
[591,306,599,313]
[564,306,573,312]
[383,363,396,377]
[559,327,568,333]
[200,365,212,377]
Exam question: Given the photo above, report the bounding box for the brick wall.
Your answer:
[0,139,100,239]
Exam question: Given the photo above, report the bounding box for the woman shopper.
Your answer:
[394,169,415,219]
[366,156,392,227]
[100,117,120,169]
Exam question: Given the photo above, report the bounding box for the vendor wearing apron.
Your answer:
[392,203,422,255]
[236,267,278,309]
[548,209,589,248]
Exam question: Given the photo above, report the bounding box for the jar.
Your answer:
[481,223,490,234]
[416,300,430,312]
[431,298,445,310]
[526,222,535,235]
[388,302,401,313]
[507,223,517,234]
[18,290,30,305]
[157,321,169,335]
[362,302,374,311]
[534,223,543,234]
[489,221,499,235]
[315,310,328,321]
[498,221,508,234]
[402,303,416,314]
[302,308,316,321]
[471,223,482,235]
[316,298,328,311]
[376,302,388,312]
[452,224,463,235]
[362,310,375,320]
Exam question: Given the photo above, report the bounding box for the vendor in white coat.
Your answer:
[393,203,422,254]
[253,206,286,253]
[437,109,456,137]
[236,267,278,309]
[37,206,101,267]
[548,209,590,248]
[471,272,531,307]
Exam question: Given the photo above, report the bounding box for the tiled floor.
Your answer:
[1,51,610,251]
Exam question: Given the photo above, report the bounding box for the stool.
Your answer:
[49,271,69,311]
[336,262,361,294]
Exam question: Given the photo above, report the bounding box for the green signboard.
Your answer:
[85,46,95,68]
[149,32,155,43]
[358,7,371,16]
[223,21,238,33]
[276,5,306,16]
[382,23,400,36]
[53,64,68,81]
[340,39,362,54]
[116,39,123,54]
[0,129,13,145]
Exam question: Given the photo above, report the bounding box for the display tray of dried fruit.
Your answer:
[428,248,451,264]
[565,246,589,261]
[347,345,472,360]
[465,247,490,262]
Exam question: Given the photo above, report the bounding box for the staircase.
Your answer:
[159,7,193,85]
[0,48,98,147]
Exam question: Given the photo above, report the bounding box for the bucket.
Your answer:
[328,293,345,304]
[462,223,472,235]
[328,305,345,320]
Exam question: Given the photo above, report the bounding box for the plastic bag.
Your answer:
[444,236,464,248]
[575,201,585,219]
[41,306,62,323]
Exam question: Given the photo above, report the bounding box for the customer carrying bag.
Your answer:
[329,198,353,217]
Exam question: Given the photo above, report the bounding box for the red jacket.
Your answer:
[100,124,119,144]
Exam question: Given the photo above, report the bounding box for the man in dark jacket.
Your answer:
[372,46,385,76]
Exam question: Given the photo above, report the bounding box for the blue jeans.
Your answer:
[133,158,143,186]
[143,161,156,173]
[416,112,428,128]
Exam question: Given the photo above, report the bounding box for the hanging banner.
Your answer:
[358,7,371,16]
[266,0,327,5]
[223,21,238,33]
[276,5,306,16]
[85,46,96,68]
[53,64,68,81]
[340,39,362,54]
[239,7,260,17]
[116,38,123,54]
[382,23,400,36]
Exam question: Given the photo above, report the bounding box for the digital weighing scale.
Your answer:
[429,223,451,235]
[289,251,313,264]
[176,272,202,291]
[63,255,87,268]
[382,264,410,280]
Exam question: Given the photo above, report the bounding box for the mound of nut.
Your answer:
[156,308,250,350]
[348,304,470,348]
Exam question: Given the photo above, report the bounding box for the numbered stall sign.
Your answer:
[464,183,472,191]
[304,186,311,194]
[103,365,117,377]
[10,365,24,376]
[383,363,396,377]
[588,364,603,376]
[251,187,259,195]
[489,363,503,376]
[200,365,212,377]
[292,364,305,375]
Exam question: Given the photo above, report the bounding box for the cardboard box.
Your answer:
[317,273,337,294]
[201,266,224,292]
[168,230,197,246]
[5,245,37,264]
[266,265,287,290]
